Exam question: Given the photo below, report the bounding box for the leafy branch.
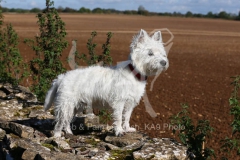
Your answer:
[170,104,215,160]
[74,31,113,66]
[24,0,68,101]
[221,76,240,159]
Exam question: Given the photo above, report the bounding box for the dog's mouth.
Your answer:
[162,66,168,71]
[149,64,169,75]
[147,68,162,76]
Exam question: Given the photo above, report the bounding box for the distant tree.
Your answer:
[57,6,64,12]
[1,7,8,12]
[159,12,172,16]
[206,11,214,18]
[185,11,193,17]
[173,11,183,17]
[78,7,91,13]
[30,8,41,13]
[123,10,131,14]
[63,7,77,12]
[236,11,240,20]
[138,5,145,12]
[218,11,230,19]
[9,8,28,13]
[103,9,120,14]
[92,8,103,13]
[138,5,149,15]
[103,9,111,14]
[193,13,203,18]
[8,8,15,12]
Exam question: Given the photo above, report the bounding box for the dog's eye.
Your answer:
[148,50,154,56]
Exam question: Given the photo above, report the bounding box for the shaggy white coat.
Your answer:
[44,29,169,137]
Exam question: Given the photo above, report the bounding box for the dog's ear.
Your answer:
[137,29,148,43]
[131,29,148,49]
[152,31,162,42]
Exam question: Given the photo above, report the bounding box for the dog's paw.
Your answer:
[54,131,62,138]
[125,127,136,132]
[65,127,73,135]
[117,132,125,137]
[114,128,125,137]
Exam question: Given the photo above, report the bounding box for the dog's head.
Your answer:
[130,29,169,76]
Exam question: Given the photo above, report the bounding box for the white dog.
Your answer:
[44,29,169,137]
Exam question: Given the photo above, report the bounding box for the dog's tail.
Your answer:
[44,74,64,111]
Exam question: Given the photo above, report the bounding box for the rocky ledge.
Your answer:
[0,83,188,160]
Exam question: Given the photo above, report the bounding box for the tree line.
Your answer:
[1,5,240,21]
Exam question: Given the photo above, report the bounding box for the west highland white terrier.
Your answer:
[44,29,169,137]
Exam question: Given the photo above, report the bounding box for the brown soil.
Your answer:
[3,13,240,159]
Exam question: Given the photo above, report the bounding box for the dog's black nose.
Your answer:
[160,60,167,66]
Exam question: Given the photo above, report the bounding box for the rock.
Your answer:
[69,140,85,148]
[51,152,84,160]
[0,120,34,139]
[0,90,6,98]
[65,134,85,148]
[22,149,39,160]
[91,151,111,160]
[9,122,34,138]
[33,130,48,143]
[5,134,51,159]
[1,83,14,94]
[75,147,90,155]
[133,138,188,160]
[88,148,98,156]
[99,142,120,150]
[0,99,23,120]
[122,139,145,151]
[51,138,71,150]
[15,92,37,102]
[0,83,37,102]
[0,128,6,141]
[18,85,31,93]
[35,152,52,160]
[105,132,146,147]
[29,108,54,119]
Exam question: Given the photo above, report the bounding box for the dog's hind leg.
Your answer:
[65,124,73,134]
[54,119,64,137]
[122,101,136,132]
[54,101,75,137]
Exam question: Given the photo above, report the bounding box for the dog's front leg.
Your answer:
[112,101,125,136]
[122,102,136,132]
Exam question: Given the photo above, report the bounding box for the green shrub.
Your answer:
[221,76,240,159]
[170,104,215,159]
[0,3,27,86]
[72,31,113,66]
[24,0,68,101]
[0,1,27,85]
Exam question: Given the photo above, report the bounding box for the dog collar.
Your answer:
[128,63,148,81]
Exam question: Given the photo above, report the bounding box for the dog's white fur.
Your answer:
[44,29,169,137]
